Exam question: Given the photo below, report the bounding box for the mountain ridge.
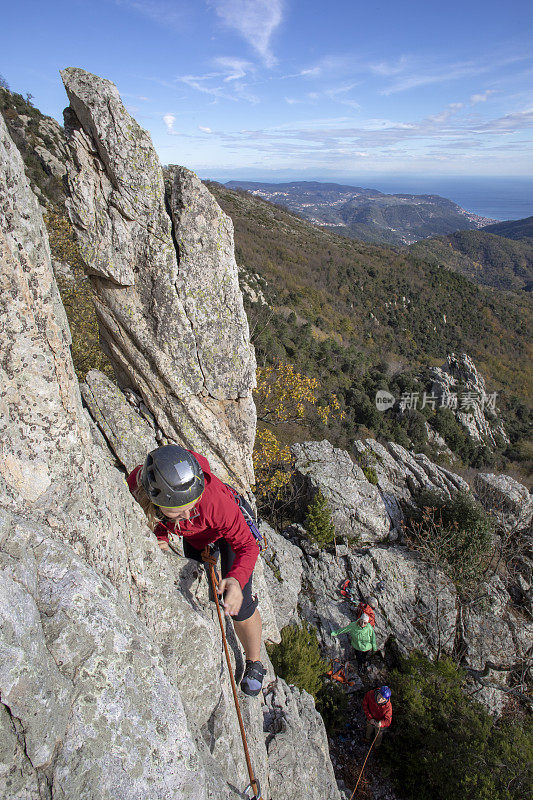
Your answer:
[225,179,494,246]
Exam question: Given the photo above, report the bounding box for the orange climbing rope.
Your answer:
[349,731,377,799]
[201,546,263,800]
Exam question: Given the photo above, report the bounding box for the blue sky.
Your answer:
[2,0,533,180]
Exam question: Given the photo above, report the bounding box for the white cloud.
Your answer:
[209,0,283,67]
[199,125,213,133]
[214,56,254,81]
[470,90,496,104]
[163,113,176,132]
[369,57,409,76]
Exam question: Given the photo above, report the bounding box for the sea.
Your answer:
[214,173,533,223]
[338,176,533,223]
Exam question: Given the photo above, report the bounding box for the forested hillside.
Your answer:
[483,216,533,239]
[410,227,533,292]
[208,181,532,480]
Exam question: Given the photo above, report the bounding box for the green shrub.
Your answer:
[266,624,347,734]
[383,651,532,800]
[362,466,378,484]
[403,488,495,587]
[267,623,328,698]
[305,490,336,547]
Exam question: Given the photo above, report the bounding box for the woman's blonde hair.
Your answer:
[132,472,162,532]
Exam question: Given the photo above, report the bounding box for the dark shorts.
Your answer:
[183,538,258,622]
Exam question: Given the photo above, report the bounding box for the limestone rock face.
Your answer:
[430,352,509,447]
[460,574,533,714]
[61,67,256,491]
[346,547,457,659]
[1,105,340,800]
[0,513,205,800]
[353,437,470,529]
[261,523,305,629]
[474,472,533,533]
[294,542,457,660]
[0,112,209,799]
[292,440,390,542]
[80,369,159,472]
[264,680,341,800]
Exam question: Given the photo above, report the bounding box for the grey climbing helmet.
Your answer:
[140,445,205,508]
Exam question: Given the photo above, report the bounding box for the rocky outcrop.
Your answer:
[61,67,256,492]
[473,472,533,533]
[292,440,390,543]
[460,574,533,713]
[0,111,207,799]
[261,523,304,629]
[0,111,341,800]
[353,437,470,529]
[263,680,340,800]
[0,513,204,800]
[295,544,457,661]
[80,369,159,471]
[429,353,509,447]
[0,86,69,208]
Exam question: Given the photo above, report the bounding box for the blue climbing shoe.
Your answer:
[241,660,265,696]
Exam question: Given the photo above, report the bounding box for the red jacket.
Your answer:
[356,602,376,629]
[127,451,259,589]
[362,690,392,728]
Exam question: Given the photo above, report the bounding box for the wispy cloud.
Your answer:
[324,82,361,109]
[163,113,176,132]
[369,56,410,77]
[199,125,213,133]
[381,53,531,95]
[192,102,533,167]
[115,0,189,30]
[470,90,496,104]
[209,0,283,66]
[214,56,255,81]
[178,57,257,102]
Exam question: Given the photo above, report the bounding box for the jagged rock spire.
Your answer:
[61,67,256,491]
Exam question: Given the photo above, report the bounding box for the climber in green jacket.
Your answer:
[331,614,377,672]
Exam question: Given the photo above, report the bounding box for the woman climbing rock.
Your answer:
[362,686,392,746]
[331,613,377,672]
[127,444,265,696]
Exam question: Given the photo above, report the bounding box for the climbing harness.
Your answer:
[349,730,377,799]
[225,485,268,553]
[326,659,357,687]
[201,546,264,800]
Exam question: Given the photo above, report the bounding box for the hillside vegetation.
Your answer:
[410,228,533,292]
[208,181,532,479]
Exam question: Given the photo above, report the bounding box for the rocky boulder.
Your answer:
[430,352,509,448]
[473,472,533,533]
[291,440,390,543]
[353,437,470,529]
[61,67,256,492]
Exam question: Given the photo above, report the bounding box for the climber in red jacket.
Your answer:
[127,444,265,696]
[362,686,392,747]
[355,596,379,628]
